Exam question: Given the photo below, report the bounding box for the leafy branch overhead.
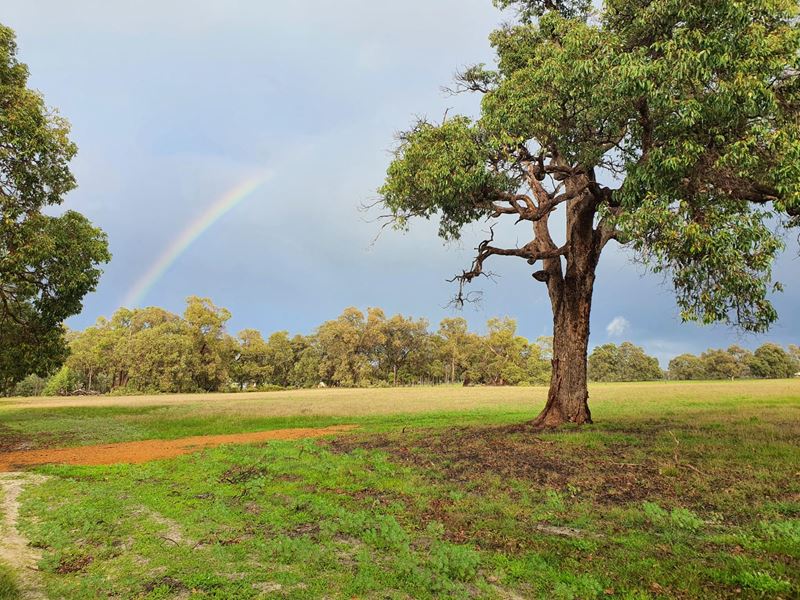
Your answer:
[380,0,800,334]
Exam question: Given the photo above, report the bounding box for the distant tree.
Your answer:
[749,343,796,379]
[317,307,384,386]
[379,314,430,385]
[788,344,800,374]
[263,331,295,387]
[65,300,234,394]
[621,342,662,382]
[11,374,47,397]
[66,318,118,392]
[183,297,233,391]
[64,312,124,392]
[125,320,200,392]
[437,317,471,383]
[230,329,270,389]
[290,339,323,388]
[0,25,110,392]
[668,354,706,381]
[42,366,81,396]
[378,1,800,426]
[700,349,740,380]
[412,331,441,384]
[481,317,529,385]
[588,344,620,382]
[535,336,553,361]
[27,295,800,395]
[588,342,662,382]
[525,341,551,385]
[727,345,754,379]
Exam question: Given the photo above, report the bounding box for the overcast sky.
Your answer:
[4,0,798,365]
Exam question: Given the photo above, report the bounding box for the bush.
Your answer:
[256,384,285,392]
[10,374,47,397]
[42,366,82,396]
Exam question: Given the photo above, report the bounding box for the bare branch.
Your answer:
[449,226,568,306]
[444,65,500,96]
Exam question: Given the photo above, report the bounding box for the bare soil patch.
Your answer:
[0,472,48,599]
[0,425,356,472]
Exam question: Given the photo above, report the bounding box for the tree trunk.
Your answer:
[529,170,603,428]
[531,277,594,427]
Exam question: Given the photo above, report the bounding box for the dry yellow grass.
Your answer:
[2,379,798,420]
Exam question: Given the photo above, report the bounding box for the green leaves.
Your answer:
[379,117,513,240]
[0,24,110,392]
[0,26,76,217]
[588,342,663,382]
[484,14,630,168]
[608,0,800,331]
[621,199,783,332]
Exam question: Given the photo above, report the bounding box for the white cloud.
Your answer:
[606,316,630,338]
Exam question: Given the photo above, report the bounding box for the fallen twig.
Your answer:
[159,535,181,546]
[667,430,706,477]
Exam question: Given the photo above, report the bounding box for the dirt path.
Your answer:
[0,425,356,472]
[0,472,48,600]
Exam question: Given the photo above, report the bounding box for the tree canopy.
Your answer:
[0,24,110,392]
[383,0,799,329]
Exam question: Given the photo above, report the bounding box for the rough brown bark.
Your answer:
[531,278,594,427]
[529,170,602,428]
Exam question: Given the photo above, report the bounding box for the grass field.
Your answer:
[0,380,798,599]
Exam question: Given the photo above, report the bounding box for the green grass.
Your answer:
[3,380,800,599]
[0,564,18,600]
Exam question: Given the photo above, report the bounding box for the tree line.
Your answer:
[667,344,800,381]
[10,297,554,396]
[588,342,800,382]
[9,297,799,397]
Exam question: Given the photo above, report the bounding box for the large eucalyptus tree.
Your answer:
[380,0,800,426]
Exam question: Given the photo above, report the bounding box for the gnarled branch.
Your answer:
[449,226,568,306]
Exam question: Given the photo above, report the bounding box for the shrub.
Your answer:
[42,366,82,396]
[10,374,47,397]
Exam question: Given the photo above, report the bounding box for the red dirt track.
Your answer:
[0,425,357,472]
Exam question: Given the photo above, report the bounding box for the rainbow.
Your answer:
[122,170,273,308]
